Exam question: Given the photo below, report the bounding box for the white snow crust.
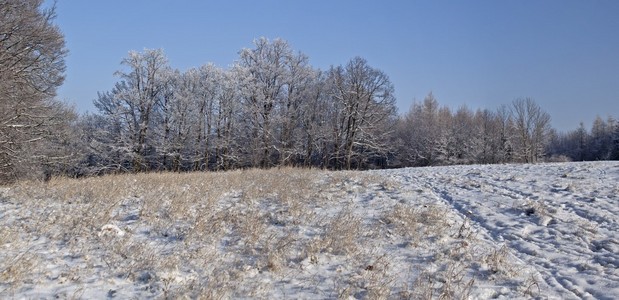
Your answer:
[0,161,618,299]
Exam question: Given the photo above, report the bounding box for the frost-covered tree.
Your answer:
[589,116,613,160]
[396,93,446,166]
[238,38,290,167]
[474,109,503,164]
[548,115,619,162]
[277,50,316,166]
[298,70,332,167]
[212,66,245,170]
[447,106,478,164]
[325,57,397,169]
[510,98,551,163]
[611,119,619,160]
[237,38,320,168]
[0,0,74,182]
[174,65,219,170]
[397,96,555,167]
[93,49,171,171]
[496,105,514,162]
[151,68,185,171]
[91,87,135,172]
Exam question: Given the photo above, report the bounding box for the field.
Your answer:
[1,162,618,299]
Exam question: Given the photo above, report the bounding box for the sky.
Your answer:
[47,0,619,132]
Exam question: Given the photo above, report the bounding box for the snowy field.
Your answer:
[1,162,618,299]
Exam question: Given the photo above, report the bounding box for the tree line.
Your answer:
[1,0,618,183]
[395,95,619,166]
[72,42,619,176]
[548,116,619,162]
[79,40,397,174]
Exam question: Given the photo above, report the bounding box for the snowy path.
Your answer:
[380,161,619,299]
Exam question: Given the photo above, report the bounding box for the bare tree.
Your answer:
[237,38,316,167]
[589,116,613,160]
[152,68,182,171]
[94,49,171,171]
[213,66,244,170]
[612,119,619,160]
[326,57,397,169]
[277,49,315,166]
[238,38,290,167]
[510,98,551,163]
[0,0,72,182]
[396,93,446,166]
[298,70,330,167]
[474,109,504,164]
[449,106,478,164]
[175,65,218,170]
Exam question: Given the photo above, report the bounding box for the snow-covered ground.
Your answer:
[1,162,618,299]
[376,161,619,299]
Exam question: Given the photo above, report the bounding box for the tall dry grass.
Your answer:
[0,167,531,298]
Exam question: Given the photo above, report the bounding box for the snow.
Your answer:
[99,224,126,237]
[1,161,618,299]
[376,161,619,299]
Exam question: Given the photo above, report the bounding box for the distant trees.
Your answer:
[395,95,556,166]
[474,108,509,164]
[396,93,444,166]
[393,90,617,167]
[590,116,615,160]
[547,116,619,161]
[0,0,74,182]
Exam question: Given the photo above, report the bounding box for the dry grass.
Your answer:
[0,167,530,298]
[382,203,449,247]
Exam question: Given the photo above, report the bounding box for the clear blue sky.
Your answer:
[48,0,619,131]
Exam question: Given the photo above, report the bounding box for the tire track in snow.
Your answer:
[406,163,619,300]
[427,183,582,299]
[388,169,560,298]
